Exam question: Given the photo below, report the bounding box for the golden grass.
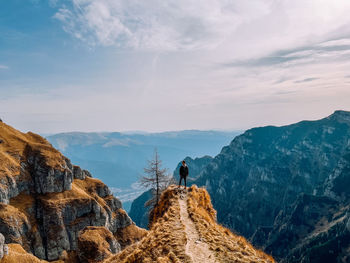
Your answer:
[1,243,46,263]
[0,121,65,179]
[104,186,191,263]
[106,185,275,263]
[186,185,275,263]
[114,224,148,249]
[77,226,117,263]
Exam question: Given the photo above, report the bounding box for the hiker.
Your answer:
[178,160,189,189]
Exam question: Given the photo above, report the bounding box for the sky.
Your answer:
[1,0,350,134]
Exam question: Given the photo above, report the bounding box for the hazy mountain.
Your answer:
[46,130,240,210]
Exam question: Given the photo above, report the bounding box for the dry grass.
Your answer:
[0,122,65,178]
[106,185,275,263]
[77,226,117,263]
[104,186,191,263]
[1,243,46,263]
[186,185,275,263]
[114,223,148,249]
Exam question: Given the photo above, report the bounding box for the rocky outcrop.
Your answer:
[130,155,214,229]
[0,233,7,259]
[0,121,141,261]
[77,226,121,262]
[105,185,275,263]
[190,110,350,262]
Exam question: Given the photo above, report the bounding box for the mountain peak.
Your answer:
[106,185,275,263]
[328,110,350,121]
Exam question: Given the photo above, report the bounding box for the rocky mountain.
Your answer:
[105,185,275,263]
[46,130,239,210]
[0,121,146,262]
[192,110,350,262]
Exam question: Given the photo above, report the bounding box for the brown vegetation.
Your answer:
[114,224,148,249]
[1,243,45,263]
[104,185,274,263]
[186,185,275,263]
[104,186,191,263]
[0,122,65,177]
[77,226,118,263]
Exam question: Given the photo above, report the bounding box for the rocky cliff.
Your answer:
[105,185,275,263]
[192,110,350,262]
[0,122,146,262]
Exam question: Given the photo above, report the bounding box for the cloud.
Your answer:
[53,0,271,51]
[222,37,350,69]
[294,78,320,83]
[53,0,350,54]
[0,65,9,70]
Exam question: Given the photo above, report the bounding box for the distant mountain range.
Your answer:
[130,110,350,263]
[46,130,240,211]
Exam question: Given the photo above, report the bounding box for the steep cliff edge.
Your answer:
[105,185,274,263]
[0,121,146,262]
[192,110,350,262]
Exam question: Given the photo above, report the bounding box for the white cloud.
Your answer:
[53,0,350,54]
[0,65,9,69]
[54,0,271,50]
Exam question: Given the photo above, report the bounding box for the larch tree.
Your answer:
[140,149,173,207]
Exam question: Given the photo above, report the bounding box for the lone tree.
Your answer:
[140,149,172,207]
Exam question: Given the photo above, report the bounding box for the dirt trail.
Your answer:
[178,190,217,263]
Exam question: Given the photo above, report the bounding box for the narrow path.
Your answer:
[178,191,217,263]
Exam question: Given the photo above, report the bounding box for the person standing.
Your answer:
[178,160,189,189]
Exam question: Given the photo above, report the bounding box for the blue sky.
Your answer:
[1,0,350,133]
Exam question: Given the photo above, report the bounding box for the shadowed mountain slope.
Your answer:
[192,110,350,262]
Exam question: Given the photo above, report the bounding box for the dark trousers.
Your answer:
[178,175,187,188]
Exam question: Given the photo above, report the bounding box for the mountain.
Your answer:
[105,185,275,263]
[129,155,214,228]
[128,188,153,229]
[0,121,146,262]
[191,110,350,262]
[46,130,240,210]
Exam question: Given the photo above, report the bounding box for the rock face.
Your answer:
[191,110,350,262]
[0,121,145,261]
[0,233,5,259]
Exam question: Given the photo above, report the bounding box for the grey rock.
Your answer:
[73,165,86,180]
[0,233,4,259]
[190,110,350,262]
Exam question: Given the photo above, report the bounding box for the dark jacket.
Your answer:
[179,165,189,177]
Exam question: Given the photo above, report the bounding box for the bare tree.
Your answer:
[140,149,173,206]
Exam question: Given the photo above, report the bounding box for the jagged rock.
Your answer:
[77,226,121,262]
[0,121,138,261]
[191,110,350,262]
[73,165,87,180]
[0,233,5,259]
